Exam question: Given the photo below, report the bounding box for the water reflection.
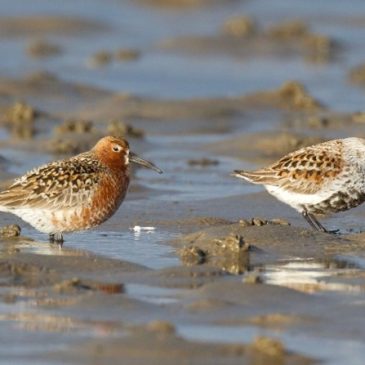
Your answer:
[21,228,180,269]
[126,284,185,305]
[259,258,365,294]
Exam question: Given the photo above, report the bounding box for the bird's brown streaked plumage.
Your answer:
[0,136,162,244]
[240,139,344,194]
[233,138,365,232]
[0,155,104,209]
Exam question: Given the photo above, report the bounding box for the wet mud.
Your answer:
[0,15,108,38]
[162,18,337,64]
[1,1,365,365]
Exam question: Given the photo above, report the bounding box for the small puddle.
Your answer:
[126,284,185,304]
[258,258,365,294]
[22,228,180,270]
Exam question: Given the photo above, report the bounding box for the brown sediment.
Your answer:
[71,80,323,124]
[248,336,285,358]
[55,119,95,134]
[0,72,111,116]
[47,118,103,155]
[221,16,257,38]
[1,101,37,139]
[177,232,250,275]
[47,326,313,365]
[26,39,63,58]
[87,51,113,68]
[107,120,145,138]
[139,217,234,232]
[0,3,363,365]
[267,20,309,39]
[171,222,356,266]
[274,81,323,110]
[53,278,124,294]
[351,111,365,123]
[179,245,207,265]
[203,131,324,163]
[136,0,234,9]
[46,134,101,155]
[281,110,365,137]
[0,224,21,237]
[349,62,365,85]
[115,48,141,62]
[187,158,219,167]
[266,20,335,63]
[0,74,323,128]
[88,48,141,68]
[0,15,108,37]
[0,212,363,365]
[247,313,304,328]
[162,18,337,63]
[145,320,176,334]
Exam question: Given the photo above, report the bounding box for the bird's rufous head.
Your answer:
[93,136,162,173]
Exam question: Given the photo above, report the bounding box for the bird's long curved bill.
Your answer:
[130,152,163,174]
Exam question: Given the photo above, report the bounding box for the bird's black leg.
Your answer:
[54,232,64,246]
[302,210,319,231]
[49,233,64,246]
[302,210,336,234]
[309,214,330,233]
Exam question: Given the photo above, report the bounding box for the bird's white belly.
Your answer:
[265,185,332,212]
[7,207,82,234]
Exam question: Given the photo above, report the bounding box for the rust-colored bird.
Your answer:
[0,136,162,244]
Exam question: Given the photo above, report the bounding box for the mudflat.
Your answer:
[1,1,365,365]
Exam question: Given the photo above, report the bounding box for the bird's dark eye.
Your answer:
[112,145,121,152]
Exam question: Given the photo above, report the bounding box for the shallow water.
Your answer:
[260,258,365,293]
[24,228,180,269]
[0,0,364,108]
[179,324,365,365]
[1,0,365,364]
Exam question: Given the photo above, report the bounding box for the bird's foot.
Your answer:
[312,221,339,235]
[327,228,340,235]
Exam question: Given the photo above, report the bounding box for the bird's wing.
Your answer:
[234,140,344,194]
[0,154,104,210]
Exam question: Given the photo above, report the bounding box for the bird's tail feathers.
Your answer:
[232,169,278,185]
[0,204,12,213]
